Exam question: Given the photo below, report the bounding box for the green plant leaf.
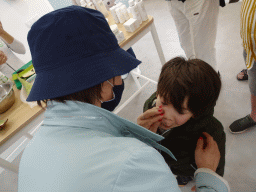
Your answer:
[17,76,33,95]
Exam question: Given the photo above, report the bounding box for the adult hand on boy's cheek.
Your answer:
[195,132,220,172]
[137,106,164,133]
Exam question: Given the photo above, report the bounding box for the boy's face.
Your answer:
[156,95,193,130]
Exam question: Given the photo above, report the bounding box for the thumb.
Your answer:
[150,121,161,133]
[196,137,204,151]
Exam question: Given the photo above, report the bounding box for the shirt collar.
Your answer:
[43,101,177,160]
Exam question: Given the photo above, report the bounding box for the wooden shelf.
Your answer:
[106,13,153,48]
[0,85,44,146]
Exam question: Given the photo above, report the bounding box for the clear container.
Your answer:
[0,71,10,85]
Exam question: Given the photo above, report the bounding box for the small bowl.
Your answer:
[0,82,15,114]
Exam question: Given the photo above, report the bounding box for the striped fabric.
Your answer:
[241,0,256,69]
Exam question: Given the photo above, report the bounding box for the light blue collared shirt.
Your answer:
[18,101,229,192]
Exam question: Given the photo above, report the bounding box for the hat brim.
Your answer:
[26,47,141,101]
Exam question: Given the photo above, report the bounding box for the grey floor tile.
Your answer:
[224,166,256,191]
[0,151,22,192]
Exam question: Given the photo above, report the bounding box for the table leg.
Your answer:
[114,80,150,114]
[131,71,157,85]
[0,157,19,173]
[130,69,142,89]
[24,133,33,140]
[150,23,166,65]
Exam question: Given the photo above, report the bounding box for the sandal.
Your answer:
[237,69,248,81]
[229,115,256,134]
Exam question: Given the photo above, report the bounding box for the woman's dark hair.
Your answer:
[157,57,221,118]
[37,77,117,109]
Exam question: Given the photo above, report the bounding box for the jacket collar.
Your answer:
[43,101,177,160]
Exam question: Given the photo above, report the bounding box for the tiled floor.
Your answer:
[1,1,256,191]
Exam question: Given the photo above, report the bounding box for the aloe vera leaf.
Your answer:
[0,120,6,125]
[17,76,33,95]
[0,119,8,127]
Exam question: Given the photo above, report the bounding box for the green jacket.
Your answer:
[143,92,226,177]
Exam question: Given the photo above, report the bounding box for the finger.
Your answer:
[149,120,161,133]
[137,113,145,121]
[141,113,163,131]
[143,107,163,119]
[195,136,204,151]
[191,185,196,191]
[202,132,213,141]
[148,113,163,125]
[138,115,160,129]
[202,132,214,149]
[137,115,150,129]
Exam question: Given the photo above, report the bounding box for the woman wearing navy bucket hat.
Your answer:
[18,6,229,192]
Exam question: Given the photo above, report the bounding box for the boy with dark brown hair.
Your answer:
[143,57,226,186]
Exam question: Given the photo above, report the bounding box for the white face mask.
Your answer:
[100,80,115,103]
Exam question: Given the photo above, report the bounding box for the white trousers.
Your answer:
[168,0,219,70]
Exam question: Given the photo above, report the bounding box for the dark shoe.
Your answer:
[176,175,193,186]
[237,69,248,81]
[229,115,256,134]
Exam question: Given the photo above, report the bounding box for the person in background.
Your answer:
[229,0,256,133]
[237,69,248,81]
[166,0,226,71]
[0,21,26,78]
[18,6,230,192]
[139,57,225,186]
[0,51,9,85]
[0,51,7,65]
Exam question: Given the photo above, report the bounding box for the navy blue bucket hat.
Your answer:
[26,6,141,101]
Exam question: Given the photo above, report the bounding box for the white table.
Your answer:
[107,15,164,114]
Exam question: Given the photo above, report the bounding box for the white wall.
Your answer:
[47,0,72,10]
[0,0,54,66]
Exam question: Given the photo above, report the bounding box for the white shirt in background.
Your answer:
[0,37,26,78]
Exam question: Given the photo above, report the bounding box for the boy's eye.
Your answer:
[180,109,189,115]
